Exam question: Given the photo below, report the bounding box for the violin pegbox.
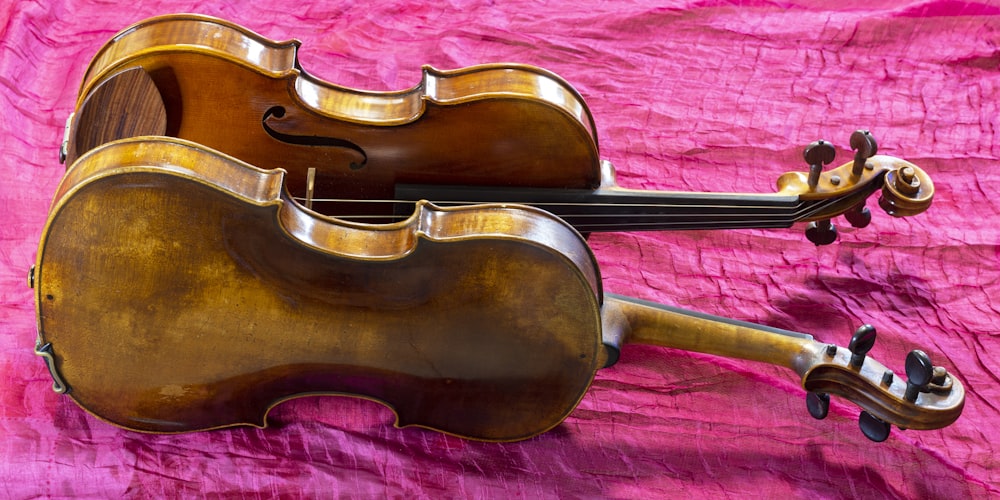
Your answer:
[802,325,963,442]
[776,129,935,245]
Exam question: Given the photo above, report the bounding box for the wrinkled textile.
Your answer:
[1,0,998,498]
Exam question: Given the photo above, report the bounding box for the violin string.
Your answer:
[294,197,792,210]
[291,192,856,229]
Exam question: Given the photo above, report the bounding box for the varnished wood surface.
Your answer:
[35,137,962,439]
[73,14,602,206]
[66,14,935,234]
[602,295,964,431]
[64,67,167,166]
[36,137,603,440]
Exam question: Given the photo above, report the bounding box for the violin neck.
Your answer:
[394,157,826,232]
[601,293,816,375]
[398,183,802,232]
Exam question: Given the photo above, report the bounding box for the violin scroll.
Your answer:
[776,130,935,245]
[880,164,933,217]
[802,324,963,442]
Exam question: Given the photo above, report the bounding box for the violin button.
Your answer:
[859,411,891,442]
[806,392,830,420]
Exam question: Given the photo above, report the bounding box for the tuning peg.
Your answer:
[844,201,872,228]
[848,324,877,369]
[859,411,891,442]
[806,392,831,420]
[850,130,878,177]
[801,140,838,245]
[904,350,934,402]
[805,219,837,245]
[804,140,837,190]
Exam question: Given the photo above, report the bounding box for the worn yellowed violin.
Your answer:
[64,14,933,245]
[32,15,963,442]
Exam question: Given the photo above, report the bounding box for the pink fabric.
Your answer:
[2,0,998,497]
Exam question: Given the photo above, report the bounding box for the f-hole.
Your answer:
[262,106,368,170]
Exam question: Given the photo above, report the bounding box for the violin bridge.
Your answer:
[305,167,316,210]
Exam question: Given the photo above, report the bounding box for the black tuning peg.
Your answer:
[859,411,891,442]
[844,201,872,228]
[805,219,837,246]
[851,324,893,441]
[804,140,837,190]
[848,324,877,369]
[806,392,830,420]
[850,129,878,177]
[904,350,934,402]
[802,140,838,245]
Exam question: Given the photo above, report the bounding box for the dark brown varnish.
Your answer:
[38,138,602,440]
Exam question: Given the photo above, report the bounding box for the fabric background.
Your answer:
[2,0,998,497]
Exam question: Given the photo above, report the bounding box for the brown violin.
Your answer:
[36,15,962,442]
[34,137,962,442]
[64,14,933,245]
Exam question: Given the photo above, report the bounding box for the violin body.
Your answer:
[36,137,604,440]
[70,14,601,212]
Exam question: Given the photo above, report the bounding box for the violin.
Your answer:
[63,14,933,245]
[33,14,963,442]
[33,137,962,441]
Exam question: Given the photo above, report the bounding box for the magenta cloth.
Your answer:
[2,0,998,497]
